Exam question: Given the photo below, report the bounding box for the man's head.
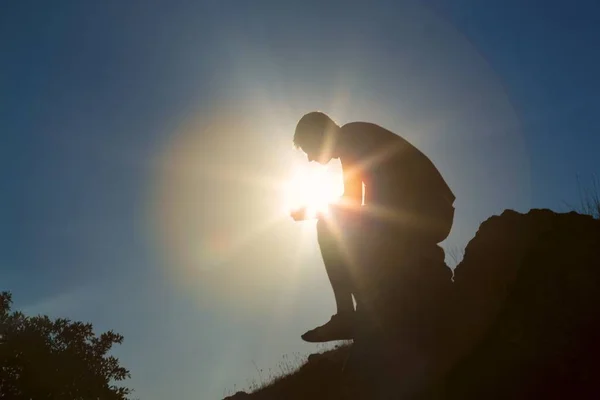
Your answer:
[293,112,341,164]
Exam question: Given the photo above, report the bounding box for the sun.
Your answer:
[282,163,344,219]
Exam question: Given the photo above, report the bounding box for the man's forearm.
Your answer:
[340,157,363,207]
[341,186,363,206]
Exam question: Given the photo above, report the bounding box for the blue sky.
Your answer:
[1,0,599,399]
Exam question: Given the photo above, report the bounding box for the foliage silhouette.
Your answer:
[574,174,600,219]
[0,292,132,399]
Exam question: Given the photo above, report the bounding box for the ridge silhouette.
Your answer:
[225,209,600,400]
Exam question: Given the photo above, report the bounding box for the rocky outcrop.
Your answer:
[225,209,600,399]
[447,209,600,399]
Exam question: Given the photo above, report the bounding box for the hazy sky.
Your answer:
[1,0,599,399]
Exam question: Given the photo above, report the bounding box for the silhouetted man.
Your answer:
[292,112,455,343]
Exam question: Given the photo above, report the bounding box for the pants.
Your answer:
[317,200,454,314]
[319,200,455,398]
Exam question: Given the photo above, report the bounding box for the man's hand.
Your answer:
[290,207,310,221]
[290,206,329,221]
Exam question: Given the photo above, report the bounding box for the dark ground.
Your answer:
[226,209,600,400]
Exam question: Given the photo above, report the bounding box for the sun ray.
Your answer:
[200,165,287,193]
[282,162,344,217]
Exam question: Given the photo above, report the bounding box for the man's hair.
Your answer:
[293,112,340,150]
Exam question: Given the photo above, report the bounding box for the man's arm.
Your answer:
[340,158,363,207]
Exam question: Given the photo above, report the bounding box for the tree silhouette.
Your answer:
[0,291,132,399]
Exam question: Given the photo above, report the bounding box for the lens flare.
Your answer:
[282,163,344,218]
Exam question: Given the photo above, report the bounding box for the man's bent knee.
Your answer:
[317,217,332,241]
[317,212,361,253]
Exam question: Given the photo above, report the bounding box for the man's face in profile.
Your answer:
[302,138,333,165]
[305,148,332,165]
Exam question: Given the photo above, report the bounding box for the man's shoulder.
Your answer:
[341,121,385,133]
[340,121,410,151]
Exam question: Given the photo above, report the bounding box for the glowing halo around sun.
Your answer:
[281,162,344,220]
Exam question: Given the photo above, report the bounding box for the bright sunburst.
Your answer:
[282,163,344,219]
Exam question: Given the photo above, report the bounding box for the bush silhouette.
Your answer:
[0,292,132,399]
[572,174,600,219]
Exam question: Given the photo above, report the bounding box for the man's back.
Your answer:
[339,122,455,211]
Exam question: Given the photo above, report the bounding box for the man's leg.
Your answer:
[317,217,355,316]
[301,216,356,342]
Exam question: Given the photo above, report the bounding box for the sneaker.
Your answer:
[301,313,355,343]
